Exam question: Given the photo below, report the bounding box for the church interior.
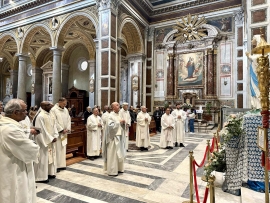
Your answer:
[0,0,269,202]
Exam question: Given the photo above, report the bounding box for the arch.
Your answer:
[0,31,19,56]
[163,24,219,44]
[55,11,98,47]
[35,46,51,68]
[1,51,14,70]
[62,39,91,64]
[119,17,144,54]
[19,23,53,54]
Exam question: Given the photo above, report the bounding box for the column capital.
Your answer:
[50,47,65,54]
[15,53,29,60]
[88,60,96,66]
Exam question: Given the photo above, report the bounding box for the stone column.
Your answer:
[17,54,28,101]
[61,64,69,97]
[167,53,175,97]
[9,69,18,99]
[88,59,95,107]
[97,0,119,107]
[213,48,217,97]
[31,67,43,106]
[207,49,214,96]
[50,47,63,104]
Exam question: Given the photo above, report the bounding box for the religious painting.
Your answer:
[178,52,203,87]
[155,27,173,44]
[220,64,231,75]
[207,17,233,32]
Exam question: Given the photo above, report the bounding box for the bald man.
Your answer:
[119,102,131,151]
[102,102,126,176]
[136,106,151,151]
[34,101,59,183]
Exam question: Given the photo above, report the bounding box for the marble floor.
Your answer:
[36,129,245,203]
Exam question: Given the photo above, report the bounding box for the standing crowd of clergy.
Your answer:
[0,98,190,202]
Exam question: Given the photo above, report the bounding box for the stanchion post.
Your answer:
[213,133,216,151]
[208,175,216,203]
[207,140,210,162]
[183,151,196,203]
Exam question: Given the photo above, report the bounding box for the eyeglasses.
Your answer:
[16,109,27,113]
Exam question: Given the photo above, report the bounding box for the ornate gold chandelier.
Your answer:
[173,14,207,43]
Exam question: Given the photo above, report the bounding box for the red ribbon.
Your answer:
[210,137,215,153]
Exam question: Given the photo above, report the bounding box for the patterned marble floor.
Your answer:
[36,129,241,203]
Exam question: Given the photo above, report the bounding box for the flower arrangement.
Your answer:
[182,103,192,109]
[220,113,245,144]
[204,147,226,181]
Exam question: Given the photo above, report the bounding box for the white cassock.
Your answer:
[0,116,39,203]
[136,111,151,148]
[172,109,186,143]
[101,111,110,125]
[87,114,104,156]
[50,103,71,168]
[102,111,126,175]
[34,109,59,180]
[159,114,175,148]
[119,108,131,150]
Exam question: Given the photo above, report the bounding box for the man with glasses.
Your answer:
[50,97,71,172]
[0,99,39,203]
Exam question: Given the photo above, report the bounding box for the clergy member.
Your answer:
[172,103,187,147]
[101,105,111,125]
[34,101,58,183]
[50,97,71,172]
[119,102,131,151]
[0,99,39,203]
[87,107,104,160]
[136,106,151,151]
[160,107,175,149]
[102,102,126,176]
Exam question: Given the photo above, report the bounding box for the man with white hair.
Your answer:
[160,107,175,149]
[83,106,92,124]
[0,99,39,203]
[136,106,151,151]
[172,103,186,147]
[119,102,131,151]
[102,102,126,176]
[50,97,71,172]
[87,107,104,160]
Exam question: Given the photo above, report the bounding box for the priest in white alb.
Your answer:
[102,102,126,176]
[0,99,39,203]
[34,101,58,183]
[101,105,111,125]
[119,102,131,151]
[160,107,175,149]
[136,106,151,151]
[50,97,71,172]
[87,107,104,160]
[172,103,186,147]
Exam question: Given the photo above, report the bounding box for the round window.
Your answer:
[78,58,88,71]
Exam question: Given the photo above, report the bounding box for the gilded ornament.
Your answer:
[173,14,207,43]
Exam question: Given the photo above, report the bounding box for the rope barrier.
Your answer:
[194,145,209,167]
[193,160,209,203]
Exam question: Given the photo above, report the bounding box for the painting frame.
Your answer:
[177,51,204,88]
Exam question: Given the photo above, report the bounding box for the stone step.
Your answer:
[241,187,264,203]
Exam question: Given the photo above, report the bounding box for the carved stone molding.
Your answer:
[0,0,55,19]
[233,7,244,24]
